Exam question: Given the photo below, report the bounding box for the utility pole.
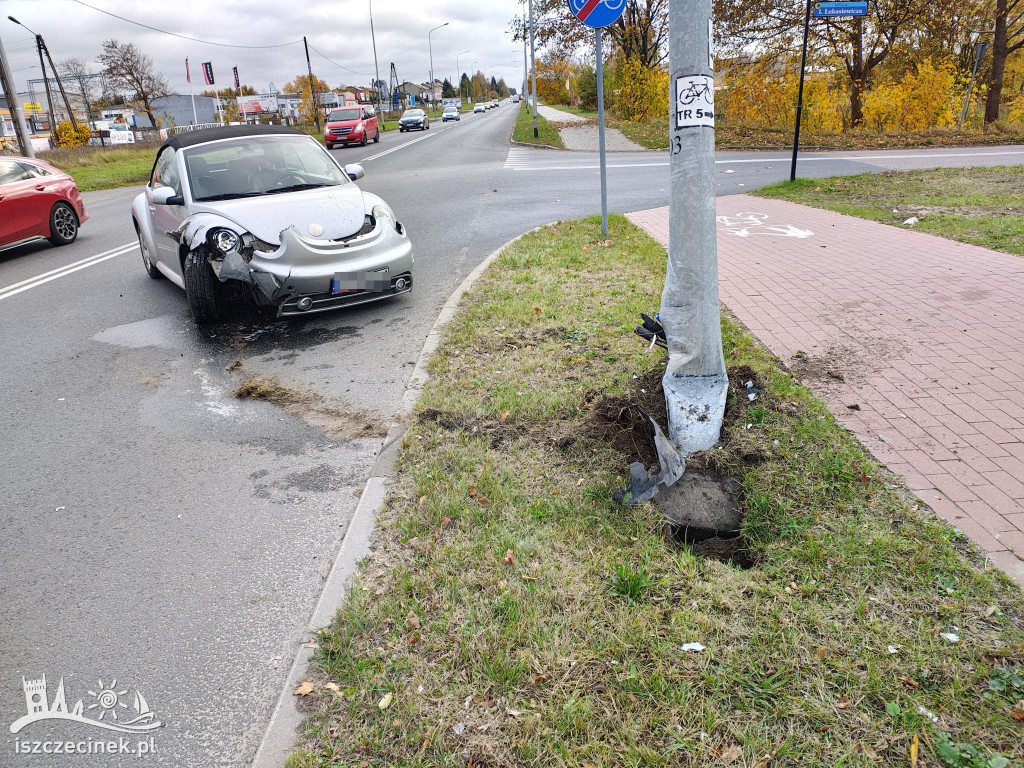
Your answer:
[0,30,34,157]
[39,37,79,131]
[958,37,990,131]
[528,0,538,138]
[522,18,528,101]
[303,36,320,132]
[369,0,383,127]
[662,0,728,454]
[34,37,58,145]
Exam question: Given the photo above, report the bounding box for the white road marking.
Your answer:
[0,241,137,302]
[504,147,1024,171]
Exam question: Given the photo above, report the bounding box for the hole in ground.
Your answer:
[658,471,756,569]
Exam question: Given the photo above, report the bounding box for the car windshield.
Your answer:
[328,108,361,121]
[402,110,425,118]
[184,134,348,202]
[443,107,457,113]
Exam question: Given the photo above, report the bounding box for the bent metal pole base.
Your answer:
[662,0,727,455]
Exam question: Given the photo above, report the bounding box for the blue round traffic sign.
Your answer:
[566,0,626,29]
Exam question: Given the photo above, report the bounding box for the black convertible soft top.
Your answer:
[159,124,305,151]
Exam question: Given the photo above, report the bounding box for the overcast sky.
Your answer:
[2,0,531,96]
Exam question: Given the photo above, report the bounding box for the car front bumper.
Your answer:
[212,217,414,315]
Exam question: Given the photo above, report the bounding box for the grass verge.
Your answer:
[41,145,156,192]
[756,166,1024,257]
[512,103,564,149]
[539,106,1024,151]
[287,215,1024,768]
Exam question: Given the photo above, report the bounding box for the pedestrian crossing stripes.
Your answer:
[504,147,544,170]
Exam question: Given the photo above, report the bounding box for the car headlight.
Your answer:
[372,204,394,226]
[355,122,363,131]
[211,229,240,254]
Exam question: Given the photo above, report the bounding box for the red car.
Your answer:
[0,155,87,249]
[324,104,380,148]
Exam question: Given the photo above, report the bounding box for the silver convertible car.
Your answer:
[132,125,413,324]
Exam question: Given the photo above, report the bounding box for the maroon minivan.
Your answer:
[324,104,380,148]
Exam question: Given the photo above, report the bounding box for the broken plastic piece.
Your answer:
[612,406,686,506]
[903,217,919,227]
[681,642,706,652]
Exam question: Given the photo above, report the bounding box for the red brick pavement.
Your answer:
[628,196,1024,584]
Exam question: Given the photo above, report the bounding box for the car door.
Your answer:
[0,160,42,244]
[147,146,187,276]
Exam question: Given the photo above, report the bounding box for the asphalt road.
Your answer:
[2,104,1022,767]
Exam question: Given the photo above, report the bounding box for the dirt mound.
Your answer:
[234,377,386,439]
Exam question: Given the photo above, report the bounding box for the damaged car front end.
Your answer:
[131,125,413,324]
[173,202,412,318]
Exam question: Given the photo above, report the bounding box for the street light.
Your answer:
[427,21,448,115]
[456,50,470,103]
[9,15,60,143]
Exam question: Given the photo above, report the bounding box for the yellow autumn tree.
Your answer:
[55,120,92,148]
[861,58,957,132]
[718,58,847,132]
[614,56,668,123]
[535,58,574,105]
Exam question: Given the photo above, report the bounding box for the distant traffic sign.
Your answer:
[566,0,627,29]
[813,1,868,17]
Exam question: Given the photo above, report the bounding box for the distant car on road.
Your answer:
[473,103,486,114]
[131,125,413,324]
[442,106,460,122]
[324,105,379,148]
[0,155,88,250]
[491,99,499,108]
[399,109,429,132]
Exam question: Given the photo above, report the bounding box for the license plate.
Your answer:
[332,271,389,295]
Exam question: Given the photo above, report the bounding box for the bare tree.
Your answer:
[985,0,1024,122]
[97,39,169,128]
[58,57,99,121]
[511,0,669,68]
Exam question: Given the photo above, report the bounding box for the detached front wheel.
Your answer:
[184,249,220,324]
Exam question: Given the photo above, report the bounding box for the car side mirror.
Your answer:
[151,186,183,206]
[344,164,365,181]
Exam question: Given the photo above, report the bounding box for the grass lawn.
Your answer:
[512,102,563,149]
[756,167,1024,257]
[535,105,1024,152]
[41,145,156,192]
[286,215,1024,768]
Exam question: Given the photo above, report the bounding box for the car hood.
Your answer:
[192,184,366,244]
[400,116,425,122]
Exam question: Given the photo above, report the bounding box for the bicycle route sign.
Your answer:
[674,74,715,129]
[566,0,627,29]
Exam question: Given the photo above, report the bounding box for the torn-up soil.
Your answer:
[234,377,387,439]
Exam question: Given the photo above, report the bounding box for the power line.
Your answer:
[307,43,372,78]
[67,0,303,49]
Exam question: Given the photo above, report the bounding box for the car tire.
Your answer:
[137,227,161,280]
[48,202,79,246]
[373,131,380,143]
[184,249,220,325]
[361,133,368,146]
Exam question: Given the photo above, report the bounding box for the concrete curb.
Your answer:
[250,225,548,768]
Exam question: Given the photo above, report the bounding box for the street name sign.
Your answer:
[566,0,627,29]
[812,1,868,17]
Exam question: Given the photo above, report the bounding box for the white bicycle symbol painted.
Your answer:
[716,212,814,238]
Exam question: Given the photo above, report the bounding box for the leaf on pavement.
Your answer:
[294,681,315,696]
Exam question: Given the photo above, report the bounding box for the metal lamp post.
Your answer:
[427,21,448,115]
[456,50,470,104]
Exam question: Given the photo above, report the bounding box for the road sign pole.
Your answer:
[958,40,989,132]
[791,0,812,182]
[529,0,539,138]
[661,0,728,456]
[596,28,608,237]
